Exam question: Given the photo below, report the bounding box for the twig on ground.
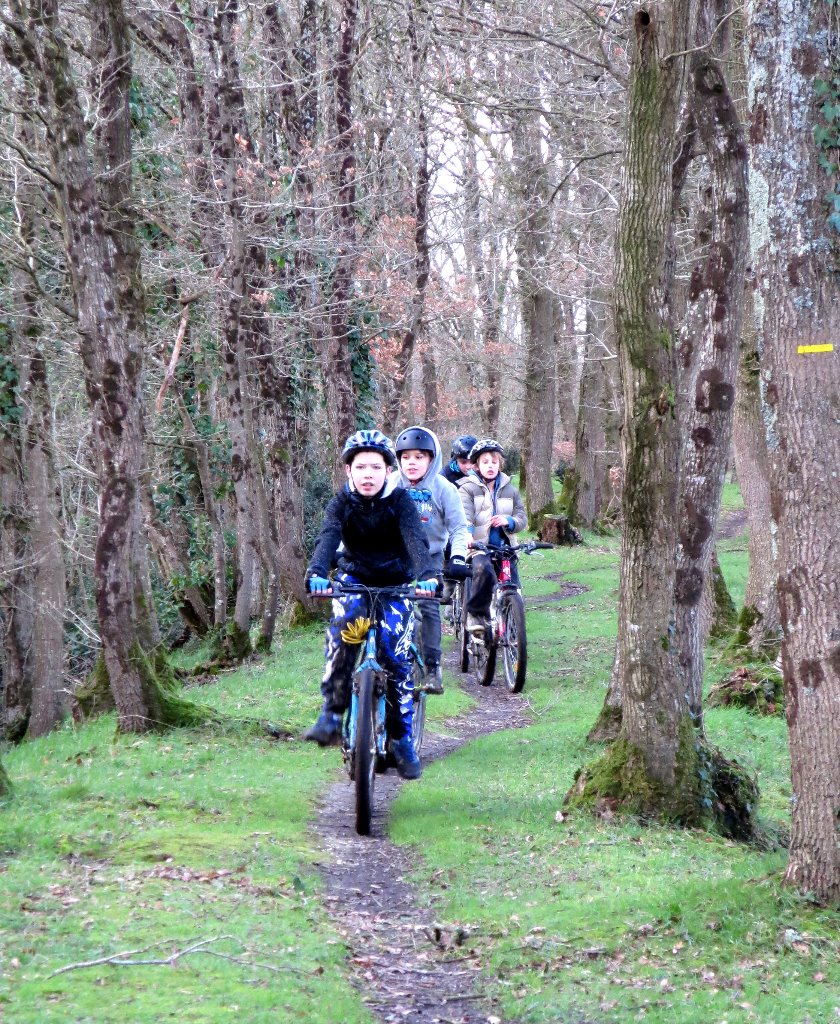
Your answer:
[49,935,316,977]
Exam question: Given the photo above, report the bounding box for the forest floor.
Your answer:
[5,512,840,1024]
[313,579,584,1024]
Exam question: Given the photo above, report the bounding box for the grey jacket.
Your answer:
[396,427,469,561]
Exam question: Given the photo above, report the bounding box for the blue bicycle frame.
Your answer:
[345,624,388,765]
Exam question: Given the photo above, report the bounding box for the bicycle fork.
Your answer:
[344,629,388,770]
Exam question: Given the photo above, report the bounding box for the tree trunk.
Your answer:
[732,344,780,648]
[322,0,360,472]
[461,123,504,436]
[4,97,68,737]
[608,5,689,792]
[382,3,431,435]
[172,390,228,627]
[3,0,210,731]
[21,345,68,736]
[571,295,605,528]
[0,323,33,740]
[749,0,840,903]
[512,100,556,524]
[555,299,579,444]
[675,20,749,717]
[730,2,779,654]
[575,1,711,817]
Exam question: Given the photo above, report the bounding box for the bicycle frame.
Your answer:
[345,625,388,770]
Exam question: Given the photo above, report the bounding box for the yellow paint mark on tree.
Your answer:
[796,343,834,354]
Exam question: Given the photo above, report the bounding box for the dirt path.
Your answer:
[311,578,585,1024]
[717,506,748,540]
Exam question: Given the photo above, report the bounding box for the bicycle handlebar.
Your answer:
[469,539,554,557]
[311,581,443,602]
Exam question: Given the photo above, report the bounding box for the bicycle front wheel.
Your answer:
[501,592,527,693]
[354,669,377,836]
[411,657,427,754]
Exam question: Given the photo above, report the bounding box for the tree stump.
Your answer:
[538,514,583,546]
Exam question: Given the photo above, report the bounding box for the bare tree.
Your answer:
[512,82,557,524]
[2,0,200,731]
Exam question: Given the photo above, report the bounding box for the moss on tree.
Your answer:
[0,759,10,798]
[527,496,566,533]
[567,716,760,842]
[73,654,117,720]
[132,644,223,730]
[73,648,223,731]
[206,620,253,664]
[586,703,622,743]
[733,603,762,647]
[709,557,738,637]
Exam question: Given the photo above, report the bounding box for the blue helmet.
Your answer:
[342,429,397,466]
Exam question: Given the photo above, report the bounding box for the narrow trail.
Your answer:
[310,577,585,1024]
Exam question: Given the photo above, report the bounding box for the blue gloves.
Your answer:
[415,578,438,596]
[308,575,332,595]
[507,516,515,530]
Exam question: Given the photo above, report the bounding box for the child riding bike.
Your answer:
[458,438,527,637]
[394,426,470,694]
[304,429,438,780]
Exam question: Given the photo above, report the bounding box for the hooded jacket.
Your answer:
[458,469,527,545]
[441,460,468,486]
[307,470,434,586]
[396,427,469,561]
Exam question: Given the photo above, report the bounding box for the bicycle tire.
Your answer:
[501,592,527,693]
[452,581,463,642]
[410,656,426,754]
[459,578,470,672]
[354,668,377,836]
[477,627,497,686]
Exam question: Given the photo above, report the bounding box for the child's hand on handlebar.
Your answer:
[308,575,333,596]
[415,579,438,597]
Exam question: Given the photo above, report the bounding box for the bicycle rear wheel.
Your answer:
[501,592,527,692]
[476,629,497,686]
[354,669,377,836]
[459,579,470,672]
[452,581,464,642]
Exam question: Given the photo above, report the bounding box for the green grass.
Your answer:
[4,501,838,1024]
[390,531,840,1024]
[0,625,374,1024]
[0,610,475,1024]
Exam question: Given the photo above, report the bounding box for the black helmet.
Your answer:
[342,429,397,466]
[450,434,478,460]
[395,426,436,455]
[469,437,505,462]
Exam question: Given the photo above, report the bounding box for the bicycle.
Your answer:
[459,540,554,692]
[315,581,437,836]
